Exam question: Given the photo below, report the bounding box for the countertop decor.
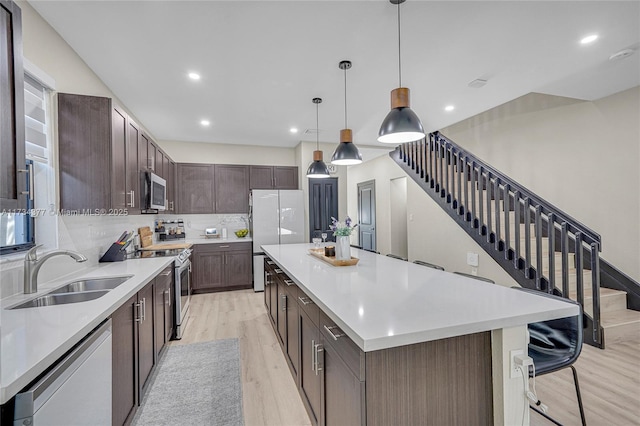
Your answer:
[308,248,358,266]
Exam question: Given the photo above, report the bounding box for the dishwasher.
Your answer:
[13,319,112,426]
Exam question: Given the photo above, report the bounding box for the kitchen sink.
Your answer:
[8,275,133,310]
[49,275,133,294]
[10,290,111,309]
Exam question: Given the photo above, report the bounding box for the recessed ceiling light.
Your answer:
[290,127,298,134]
[200,120,210,126]
[188,72,201,80]
[445,105,455,112]
[580,34,598,44]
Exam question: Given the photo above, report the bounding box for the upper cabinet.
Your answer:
[215,165,249,213]
[0,0,27,210]
[249,166,298,190]
[177,163,214,214]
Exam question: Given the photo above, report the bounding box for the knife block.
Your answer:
[99,243,126,262]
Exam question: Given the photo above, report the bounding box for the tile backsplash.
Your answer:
[0,213,247,299]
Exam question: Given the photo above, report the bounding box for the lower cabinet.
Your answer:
[299,307,322,426]
[112,267,175,426]
[192,242,252,292]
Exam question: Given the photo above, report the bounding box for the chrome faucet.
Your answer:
[23,245,88,294]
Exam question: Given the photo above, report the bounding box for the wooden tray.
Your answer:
[308,249,359,266]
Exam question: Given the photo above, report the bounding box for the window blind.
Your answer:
[23,74,48,162]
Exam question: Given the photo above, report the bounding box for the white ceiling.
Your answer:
[29,1,640,148]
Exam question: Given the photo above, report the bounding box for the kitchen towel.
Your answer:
[133,338,244,426]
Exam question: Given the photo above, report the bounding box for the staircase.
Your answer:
[391,131,640,348]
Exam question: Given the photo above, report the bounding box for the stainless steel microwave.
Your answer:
[144,171,167,211]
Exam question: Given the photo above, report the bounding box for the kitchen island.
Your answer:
[262,243,580,426]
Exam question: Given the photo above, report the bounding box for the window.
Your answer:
[0,72,52,255]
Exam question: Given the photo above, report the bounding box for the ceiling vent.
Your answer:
[609,49,635,61]
[468,79,488,89]
[304,128,320,135]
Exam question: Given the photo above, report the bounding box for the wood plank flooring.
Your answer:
[172,290,639,426]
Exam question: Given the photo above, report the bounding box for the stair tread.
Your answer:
[568,287,626,298]
[601,309,640,327]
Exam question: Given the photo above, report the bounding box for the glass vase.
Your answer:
[335,236,351,261]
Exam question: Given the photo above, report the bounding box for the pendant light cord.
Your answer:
[397,0,402,88]
[344,66,348,128]
[316,101,320,150]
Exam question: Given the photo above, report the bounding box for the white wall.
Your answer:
[389,177,408,258]
[158,140,297,166]
[442,88,640,282]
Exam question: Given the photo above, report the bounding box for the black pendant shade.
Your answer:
[331,60,362,166]
[307,97,331,178]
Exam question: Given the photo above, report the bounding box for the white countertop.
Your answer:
[262,243,580,352]
[0,257,174,404]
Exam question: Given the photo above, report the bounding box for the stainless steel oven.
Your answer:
[173,249,192,339]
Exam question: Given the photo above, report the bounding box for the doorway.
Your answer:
[389,177,408,259]
[308,178,338,242]
[357,180,376,252]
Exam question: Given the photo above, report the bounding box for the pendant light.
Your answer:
[378,0,425,144]
[331,60,363,165]
[306,97,331,179]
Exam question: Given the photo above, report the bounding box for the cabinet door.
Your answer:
[193,251,224,290]
[264,262,274,322]
[285,283,300,379]
[141,132,153,171]
[138,283,155,394]
[154,144,164,178]
[177,163,214,214]
[320,340,365,426]
[299,309,321,426]
[0,0,26,210]
[225,249,252,288]
[126,117,140,212]
[164,278,174,342]
[111,294,138,426]
[111,105,128,210]
[153,280,164,359]
[274,166,298,189]
[58,93,112,210]
[215,164,249,213]
[162,153,170,183]
[249,165,274,189]
[276,279,287,346]
[270,279,279,330]
[167,161,176,212]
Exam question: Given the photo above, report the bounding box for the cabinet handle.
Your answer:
[281,293,287,311]
[266,260,275,265]
[264,271,269,286]
[284,279,294,286]
[160,270,172,277]
[170,201,174,211]
[314,343,323,375]
[311,339,316,373]
[164,289,171,307]
[128,190,135,207]
[141,297,146,321]
[135,302,142,322]
[274,268,283,274]
[18,162,35,201]
[219,245,230,248]
[323,325,345,341]
[148,157,154,170]
[298,296,313,306]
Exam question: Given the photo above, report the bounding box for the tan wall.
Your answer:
[158,140,297,166]
[441,88,640,281]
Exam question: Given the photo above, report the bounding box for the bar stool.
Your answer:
[453,271,495,283]
[413,260,444,271]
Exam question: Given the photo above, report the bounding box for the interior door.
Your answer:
[357,180,376,252]
[308,178,338,242]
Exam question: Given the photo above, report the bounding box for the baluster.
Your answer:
[494,178,501,250]
[590,242,601,344]
[439,142,445,197]
[477,168,485,234]
[513,191,521,268]
[534,205,542,290]
[456,151,462,214]
[503,184,511,259]
[419,140,424,178]
[429,136,435,188]
[470,162,477,228]
[434,139,440,192]
[401,143,406,163]
[561,222,569,297]
[547,213,556,293]
[446,146,452,203]
[463,156,470,220]
[486,173,493,242]
[524,197,531,279]
[411,142,416,170]
[575,232,584,308]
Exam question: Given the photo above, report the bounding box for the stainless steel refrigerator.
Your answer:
[250,189,305,291]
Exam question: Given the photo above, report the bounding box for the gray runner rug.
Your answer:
[133,338,244,426]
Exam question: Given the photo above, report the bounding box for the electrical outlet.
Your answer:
[510,349,524,378]
[466,252,479,267]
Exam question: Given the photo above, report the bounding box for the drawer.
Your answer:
[193,241,251,253]
[155,266,173,286]
[297,288,319,327]
[319,310,365,381]
[281,276,298,301]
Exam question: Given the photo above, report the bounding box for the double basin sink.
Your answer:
[10,275,133,309]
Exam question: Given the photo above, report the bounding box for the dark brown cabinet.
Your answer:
[0,0,26,210]
[111,278,157,426]
[177,163,214,214]
[215,164,249,213]
[249,165,299,189]
[192,242,252,292]
[264,259,276,325]
[300,307,322,426]
[154,266,174,358]
[167,160,176,212]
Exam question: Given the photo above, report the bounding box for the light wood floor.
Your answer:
[172,290,640,426]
